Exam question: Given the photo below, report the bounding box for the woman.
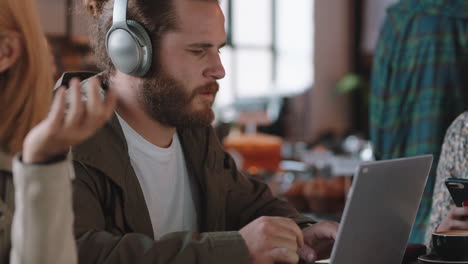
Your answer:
[426,111,468,246]
[0,0,116,263]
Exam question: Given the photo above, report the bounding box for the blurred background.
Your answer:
[37,0,398,219]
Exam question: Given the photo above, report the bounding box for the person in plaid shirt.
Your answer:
[370,0,468,243]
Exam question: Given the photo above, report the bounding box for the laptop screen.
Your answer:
[328,155,432,264]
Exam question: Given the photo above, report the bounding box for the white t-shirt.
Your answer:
[117,114,198,239]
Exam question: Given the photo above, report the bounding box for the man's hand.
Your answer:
[299,221,339,263]
[239,216,304,264]
[437,203,468,232]
[23,77,117,163]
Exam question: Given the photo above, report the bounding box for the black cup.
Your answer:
[432,231,468,261]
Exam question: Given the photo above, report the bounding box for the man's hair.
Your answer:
[83,0,219,79]
[0,0,54,153]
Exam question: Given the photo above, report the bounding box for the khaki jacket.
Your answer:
[0,151,77,264]
[0,151,14,264]
[69,74,315,264]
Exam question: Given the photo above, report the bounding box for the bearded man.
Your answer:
[65,0,339,263]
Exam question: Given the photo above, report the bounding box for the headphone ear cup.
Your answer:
[126,20,152,76]
[106,20,152,77]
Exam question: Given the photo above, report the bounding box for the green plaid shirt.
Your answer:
[370,0,468,243]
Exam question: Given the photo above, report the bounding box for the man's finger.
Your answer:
[305,221,339,242]
[267,247,299,264]
[272,217,304,248]
[264,234,299,253]
[298,244,317,263]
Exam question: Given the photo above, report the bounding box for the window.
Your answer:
[216,0,314,121]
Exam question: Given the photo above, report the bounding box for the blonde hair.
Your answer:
[0,0,54,154]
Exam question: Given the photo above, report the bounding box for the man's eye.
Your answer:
[190,50,203,55]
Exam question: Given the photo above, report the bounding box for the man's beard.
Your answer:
[138,72,219,128]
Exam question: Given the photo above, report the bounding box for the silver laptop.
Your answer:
[328,155,433,264]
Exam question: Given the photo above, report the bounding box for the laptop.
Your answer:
[324,155,433,264]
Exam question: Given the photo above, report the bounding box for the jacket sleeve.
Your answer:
[223,153,315,228]
[72,161,250,264]
[10,154,77,264]
[207,128,315,229]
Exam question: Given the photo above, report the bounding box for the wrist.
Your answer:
[22,151,67,165]
[22,149,43,164]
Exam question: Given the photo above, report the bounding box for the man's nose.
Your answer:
[204,53,226,80]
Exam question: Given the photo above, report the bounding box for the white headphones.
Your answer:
[105,0,152,77]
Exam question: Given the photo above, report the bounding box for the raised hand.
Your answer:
[239,216,304,264]
[22,77,117,163]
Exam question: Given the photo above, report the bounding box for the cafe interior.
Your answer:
[40,0,379,202]
[28,0,468,263]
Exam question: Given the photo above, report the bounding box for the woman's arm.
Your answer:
[9,77,116,264]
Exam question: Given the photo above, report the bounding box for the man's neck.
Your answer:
[111,73,176,148]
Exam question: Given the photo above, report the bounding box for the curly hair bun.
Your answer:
[83,0,109,17]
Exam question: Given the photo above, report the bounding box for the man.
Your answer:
[68,0,338,263]
[370,0,468,243]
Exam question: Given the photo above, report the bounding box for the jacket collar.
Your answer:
[73,114,129,188]
[59,71,153,236]
[72,112,218,235]
[0,151,12,173]
[73,113,156,237]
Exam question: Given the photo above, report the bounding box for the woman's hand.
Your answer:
[437,202,468,232]
[22,77,117,164]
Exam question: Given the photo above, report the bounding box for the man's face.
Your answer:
[139,0,226,128]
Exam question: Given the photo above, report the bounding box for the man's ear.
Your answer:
[0,33,22,73]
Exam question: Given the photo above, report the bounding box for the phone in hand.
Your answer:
[445,178,468,207]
